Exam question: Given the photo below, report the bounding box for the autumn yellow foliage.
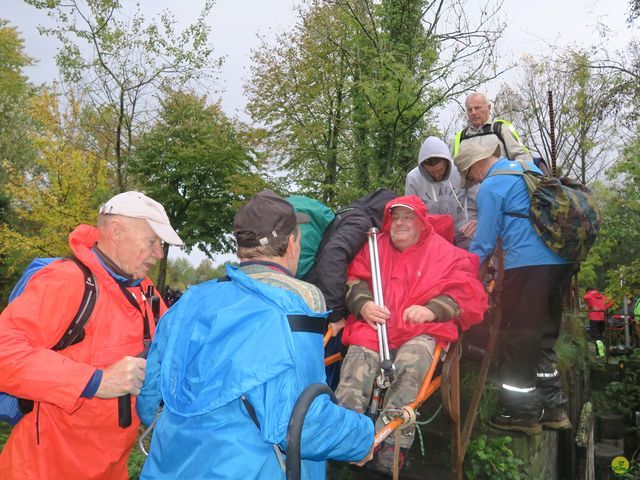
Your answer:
[0,87,110,275]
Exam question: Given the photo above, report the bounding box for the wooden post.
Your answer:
[449,344,462,480]
[575,402,595,480]
[455,244,505,475]
[548,90,558,177]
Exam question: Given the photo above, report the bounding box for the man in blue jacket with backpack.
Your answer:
[454,137,573,435]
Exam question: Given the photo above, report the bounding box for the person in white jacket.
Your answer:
[405,136,477,249]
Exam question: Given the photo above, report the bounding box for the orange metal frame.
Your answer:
[373,342,444,447]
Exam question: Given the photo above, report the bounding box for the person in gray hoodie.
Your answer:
[405,136,477,249]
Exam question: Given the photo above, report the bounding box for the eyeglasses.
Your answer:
[423,157,446,167]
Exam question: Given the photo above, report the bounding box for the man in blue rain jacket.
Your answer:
[137,190,374,479]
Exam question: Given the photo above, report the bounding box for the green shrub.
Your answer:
[464,435,526,480]
[600,370,640,418]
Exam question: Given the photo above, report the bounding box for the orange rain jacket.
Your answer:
[0,225,164,479]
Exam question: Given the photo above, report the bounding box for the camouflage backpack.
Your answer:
[488,160,602,262]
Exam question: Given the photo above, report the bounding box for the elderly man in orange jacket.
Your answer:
[0,192,182,480]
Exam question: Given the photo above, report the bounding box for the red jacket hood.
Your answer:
[583,290,613,321]
[382,195,454,244]
[69,224,112,282]
[342,196,487,350]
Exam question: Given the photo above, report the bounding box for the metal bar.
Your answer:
[323,352,342,366]
[367,227,394,381]
[450,349,462,480]
[620,271,631,350]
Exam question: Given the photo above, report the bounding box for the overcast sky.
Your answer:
[1,0,635,266]
[3,0,634,117]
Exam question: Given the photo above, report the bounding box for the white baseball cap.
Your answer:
[99,191,184,247]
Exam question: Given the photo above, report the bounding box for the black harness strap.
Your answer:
[52,257,97,351]
[118,284,152,347]
[20,257,97,415]
[503,211,529,219]
[287,315,327,335]
[219,276,328,335]
[117,284,153,428]
[460,122,509,158]
[241,395,260,428]
[241,394,287,471]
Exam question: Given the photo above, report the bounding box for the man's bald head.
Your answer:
[465,93,491,128]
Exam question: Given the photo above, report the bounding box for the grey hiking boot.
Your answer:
[540,408,572,430]
[489,413,543,435]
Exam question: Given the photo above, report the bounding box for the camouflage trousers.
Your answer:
[335,334,436,448]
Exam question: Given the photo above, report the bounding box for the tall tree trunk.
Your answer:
[323,81,344,205]
[116,87,126,192]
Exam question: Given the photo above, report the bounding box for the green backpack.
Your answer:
[488,160,602,263]
[286,195,335,278]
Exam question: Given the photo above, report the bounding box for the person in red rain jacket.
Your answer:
[0,191,183,480]
[335,195,487,473]
[583,288,613,340]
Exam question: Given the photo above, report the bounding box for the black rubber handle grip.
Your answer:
[118,394,132,428]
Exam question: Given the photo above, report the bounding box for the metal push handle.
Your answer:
[367,228,395,383]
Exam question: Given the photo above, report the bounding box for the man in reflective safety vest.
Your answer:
[453,92,531,162]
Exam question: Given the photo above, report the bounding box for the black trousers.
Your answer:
[498,263,573,418]
[589,320,605,340]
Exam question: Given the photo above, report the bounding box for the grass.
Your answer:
[0,422,11,446]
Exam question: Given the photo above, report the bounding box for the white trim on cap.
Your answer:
[390,203,416,211]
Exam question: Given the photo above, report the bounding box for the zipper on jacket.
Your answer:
[35,402,41,445]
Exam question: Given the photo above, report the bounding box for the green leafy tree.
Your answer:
[247,2,355,205]
[0,19,35,298]
[0,87,110,304]
[247,0,504,206]
[580,135,640,300]
[0,19,34,179]
[131,89,260,291]
[24,0,221,192]
[494,51,624,182]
